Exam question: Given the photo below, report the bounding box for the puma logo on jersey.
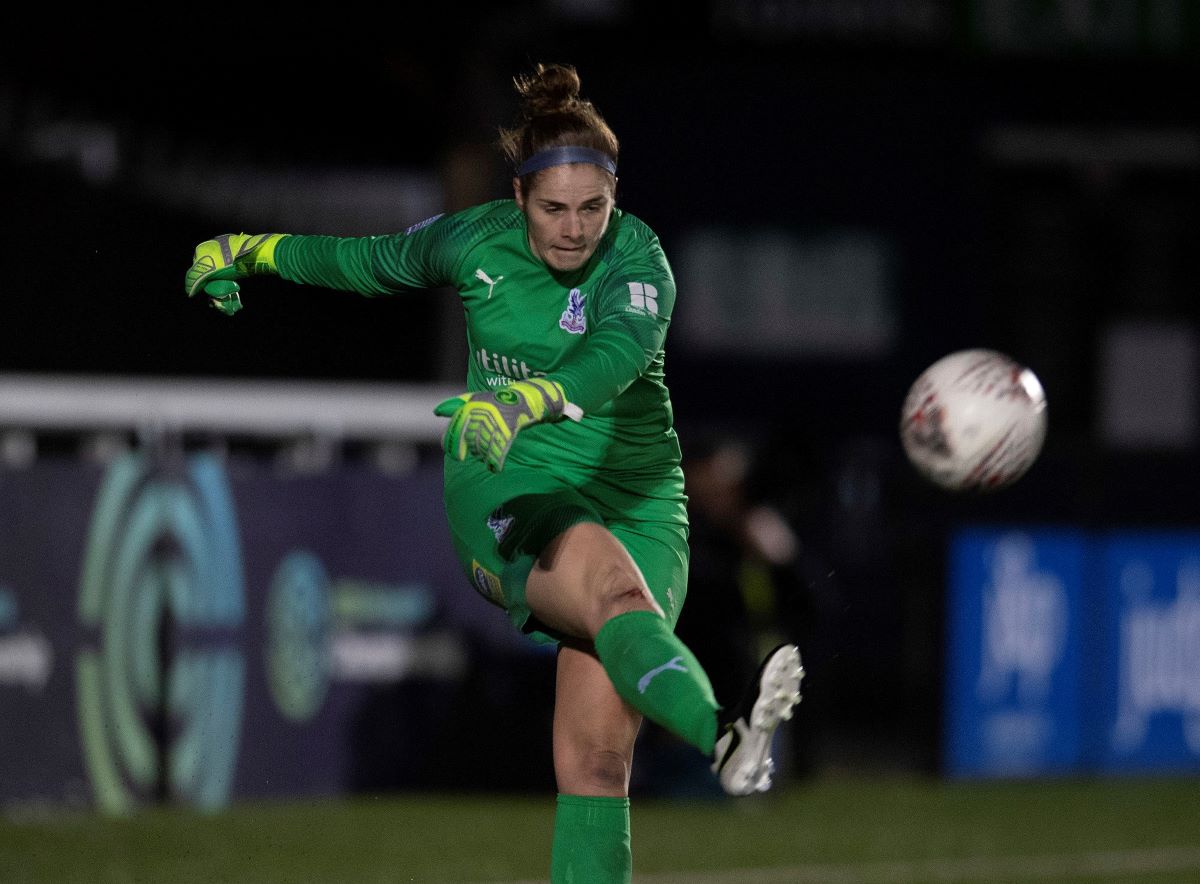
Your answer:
[637,655,688,693]
[475,268,504,299]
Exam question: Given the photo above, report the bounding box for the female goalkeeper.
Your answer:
[185,63,803,884]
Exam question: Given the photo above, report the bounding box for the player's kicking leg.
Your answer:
[524,521,804,796]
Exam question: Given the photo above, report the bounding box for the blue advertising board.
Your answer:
[944,528,1088,777]
[1090,533,1200,773]
[0,452,548,814]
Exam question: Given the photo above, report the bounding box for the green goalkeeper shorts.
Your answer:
[442,456,689,645]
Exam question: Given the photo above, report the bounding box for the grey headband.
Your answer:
[516,146,617,177]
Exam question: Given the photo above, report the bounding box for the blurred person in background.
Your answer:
[684,439,793,678]
[182,63,803,884]
[636,433,835,793]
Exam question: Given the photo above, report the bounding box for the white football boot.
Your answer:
[711,644,805,796]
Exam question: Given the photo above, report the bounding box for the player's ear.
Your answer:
[513,177,525,210]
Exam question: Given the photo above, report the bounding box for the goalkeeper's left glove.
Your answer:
[434,378,583,472]
[184,233,288,316]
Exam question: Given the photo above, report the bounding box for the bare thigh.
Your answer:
[525,521,662,641]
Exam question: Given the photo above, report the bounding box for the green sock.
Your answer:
[551,794,631,884]
[593,610,719,754]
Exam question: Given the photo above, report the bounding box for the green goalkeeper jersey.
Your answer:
[275,200,684,518]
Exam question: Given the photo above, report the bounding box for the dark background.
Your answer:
[3,0,1198,777]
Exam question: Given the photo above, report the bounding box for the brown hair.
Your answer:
[498,63,619,182]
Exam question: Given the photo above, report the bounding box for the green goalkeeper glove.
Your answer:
[184,233,288,316]
[434,378,583,472]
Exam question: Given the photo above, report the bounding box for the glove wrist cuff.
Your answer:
[245,233,289,275]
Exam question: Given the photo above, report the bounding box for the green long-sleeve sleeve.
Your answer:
[548,275,673,416]
[271,200,682,475]
[275,212,459,295]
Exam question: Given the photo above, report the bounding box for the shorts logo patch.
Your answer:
[559,288,586,335]
[487,507,515,542]
[470,560,505,606]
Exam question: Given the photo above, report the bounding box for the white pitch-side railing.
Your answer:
[0,374,459,442]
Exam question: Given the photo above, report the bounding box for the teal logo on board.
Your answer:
[267,552,331,723]
[76,453,244,814]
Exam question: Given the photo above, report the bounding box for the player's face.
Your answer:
[514,164,615,272]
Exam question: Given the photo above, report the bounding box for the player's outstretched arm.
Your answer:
[434,379,583,472]
[184,233,289,315]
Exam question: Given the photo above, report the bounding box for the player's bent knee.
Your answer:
[529,522,662,638]
[583,582,652,638]
[589,578,657,636]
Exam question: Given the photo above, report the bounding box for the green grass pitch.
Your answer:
[3,777,1199,882]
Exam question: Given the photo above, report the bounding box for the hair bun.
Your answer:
[515,63,583,118]
[498,62,619,174]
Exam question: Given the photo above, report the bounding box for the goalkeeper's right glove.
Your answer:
[184,233,288,316]
[434,379,583,473]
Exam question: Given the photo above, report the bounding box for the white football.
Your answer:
[900,349,1047,491]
